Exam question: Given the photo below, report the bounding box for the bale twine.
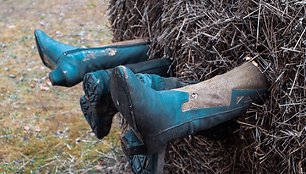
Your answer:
[108,0,306,173]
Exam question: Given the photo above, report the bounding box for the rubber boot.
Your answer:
[110,62,269,154]
[34,29,150,87]
[80,59,187,139]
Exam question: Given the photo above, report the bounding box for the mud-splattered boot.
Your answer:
[80,59,188,139]
[111,62,269,155]
[34,29,149,87]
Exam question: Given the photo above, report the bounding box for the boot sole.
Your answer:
[80,94,115,139]
[82,73,112,139]
[80,95,103,139]
[83,73,102,103]
[80,95,97,132]
[111,66,138,130]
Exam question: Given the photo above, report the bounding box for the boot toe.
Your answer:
[34,29,55,69]
[34,29,79,70]
[49,67,67,86]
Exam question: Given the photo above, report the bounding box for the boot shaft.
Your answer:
[136,74,188,91]
[48,39,150,87]
[143,63,268,137]
[56,39,149,67]
[35,29,150,71]
[83,58,185,102]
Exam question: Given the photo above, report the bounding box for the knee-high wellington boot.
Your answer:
[34,29,149,87]
[111,62,269,154]
[80,59,188,139]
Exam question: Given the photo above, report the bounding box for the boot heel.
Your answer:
[128,149,166,174]
[123,129,167,174]
[121,129,147,156]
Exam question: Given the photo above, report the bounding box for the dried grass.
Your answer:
[108,0,306,173]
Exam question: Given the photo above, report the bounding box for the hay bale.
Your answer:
[108,0,306,173]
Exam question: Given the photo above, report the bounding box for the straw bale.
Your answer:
[108,0,306,173]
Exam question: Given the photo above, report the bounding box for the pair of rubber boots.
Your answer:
[34,29,187,139]
[35,29,269,173]
[34,29,239,141]
[34,29,189,173]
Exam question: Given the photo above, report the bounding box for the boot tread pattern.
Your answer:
[84,74,99,103]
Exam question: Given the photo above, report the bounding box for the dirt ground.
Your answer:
[0,0,129,173]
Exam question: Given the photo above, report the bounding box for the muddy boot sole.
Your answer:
[80,94,116,139]
[83,73,103,103]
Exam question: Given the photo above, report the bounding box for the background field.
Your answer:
[0,0,128,173]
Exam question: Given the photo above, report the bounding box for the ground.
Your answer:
[0,0,129,173]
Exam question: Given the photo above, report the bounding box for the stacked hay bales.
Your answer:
[108,0,306,173]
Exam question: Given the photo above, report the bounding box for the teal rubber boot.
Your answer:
[111,62,269,154]
[34,29,150,87]
[80,59,188,139]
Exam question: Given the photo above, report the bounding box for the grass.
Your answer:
[0,0,127,173]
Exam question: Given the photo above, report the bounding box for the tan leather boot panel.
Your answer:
[174,63,269,111]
